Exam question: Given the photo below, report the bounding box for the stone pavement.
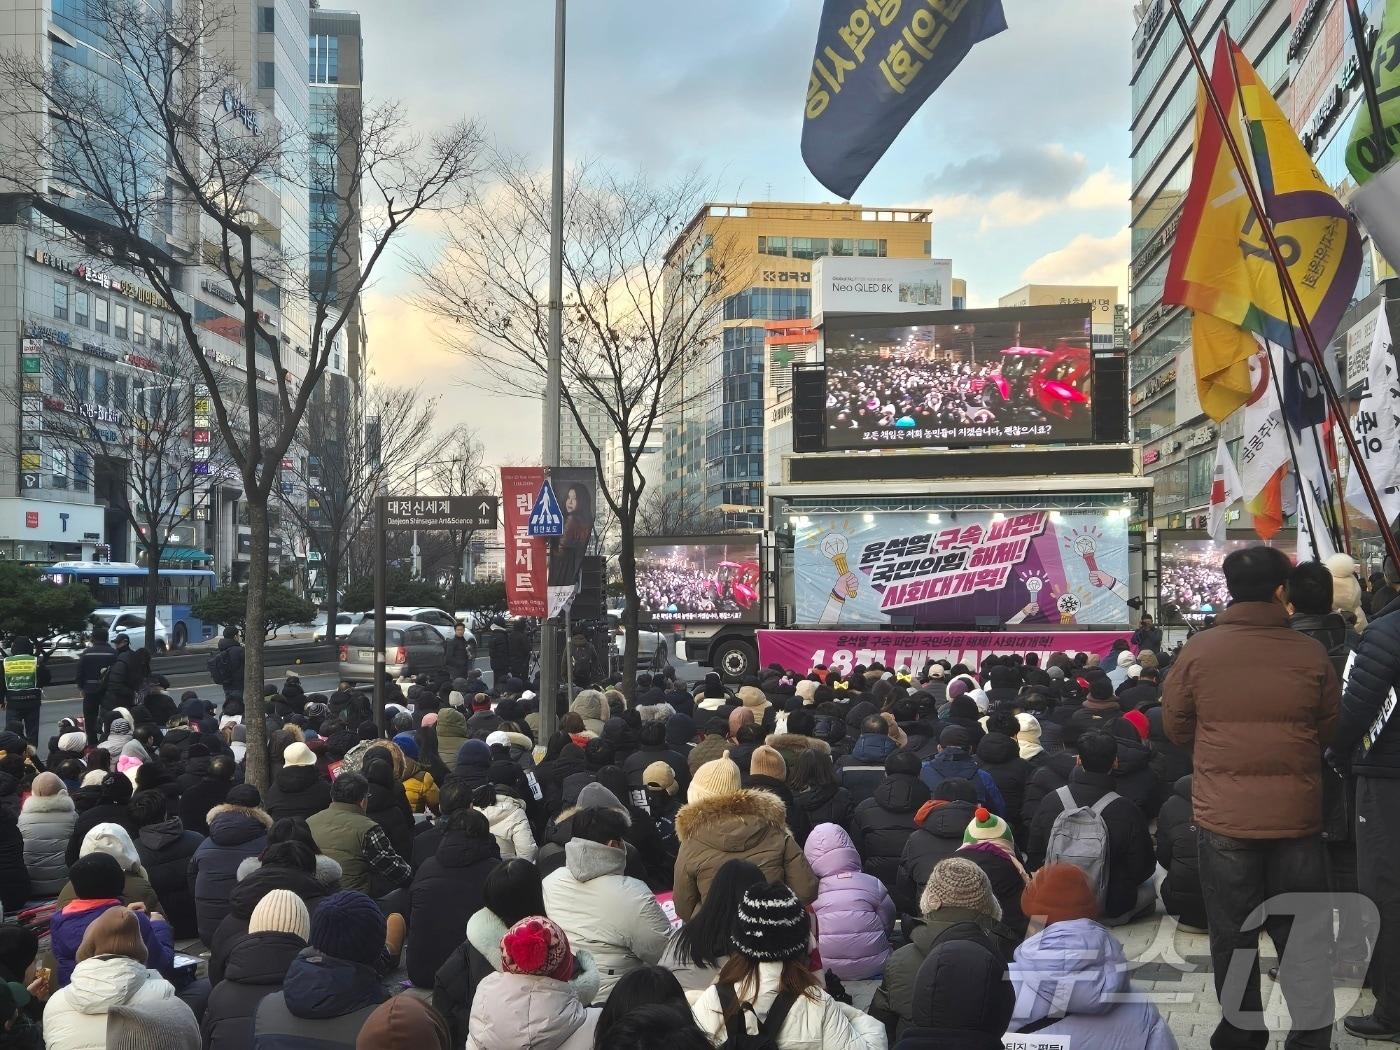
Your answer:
[842,908,1378,1050]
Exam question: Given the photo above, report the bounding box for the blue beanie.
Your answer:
[310,890,385,966]
[456,739,490,768]
[392,732,420,761]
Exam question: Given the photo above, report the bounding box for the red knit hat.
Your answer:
[1020,863,1102,926]
[1123,710,1150,742]
[501,917,573,982]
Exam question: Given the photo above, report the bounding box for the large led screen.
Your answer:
[823,304,1094,450]
[1158,531,1298,621]
[634,537,763,624]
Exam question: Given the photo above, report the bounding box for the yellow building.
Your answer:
[661,202,932,526]
[997,283,1120,349]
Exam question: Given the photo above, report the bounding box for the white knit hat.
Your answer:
[249,888,311,941]
[283,741,317,767]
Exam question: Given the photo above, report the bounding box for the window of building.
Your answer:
[790,237,829,260]
[94,297,109,335]
[74,290,89,327]
[72,363,88,402]
[113,303,128,340]
[52,357,67,392]
[309,34,339,83]
[857,239,881,257]
[132,310,145,346]
[258,61,275,89]
[258,5,274,31]
[53,281,68,321]
[1187,449,1213,502]
[50,448,67,489]
[114,374,128,412]
[831,238,855,256]
[149,315,162,351]
[94,369,109,406]
[73,451,90,492]
[759,236,788,257]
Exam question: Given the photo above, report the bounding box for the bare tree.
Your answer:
[425,425,492,602]
[274,381,439,649]
[416,159,726,692]
[0,0,481,786]
[11,360,236,647]
[635,485,729,540]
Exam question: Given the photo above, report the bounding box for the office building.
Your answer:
[0,0,314,575]
[998,284,1120,349]
[661,202,934,529]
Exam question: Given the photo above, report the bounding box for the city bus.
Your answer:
[40,562,218,649]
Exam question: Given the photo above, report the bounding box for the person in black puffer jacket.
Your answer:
[407,808,500,988]
[65,772,137,867]
[1107,717,1167,820]
[0,772,29,912]
[836,718,902,806]
[1156,774,1206,931]
[896,780,977,916]
[202,888,310,1050]
[363,749,415,862]
[130,789,203,940]
[1020,725,1083,830]
[849,751,931,895]
[264,742,331,822]
[1135,695,1194,785]
[791,749,853,832]
[974,712,1031,845]
[621,722,690,794]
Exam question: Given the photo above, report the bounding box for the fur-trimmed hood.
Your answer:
[675,788,787,849]
[765,732,832,757]
[21,792,75,815]
[207,803,273,829]
[236,851,343,886]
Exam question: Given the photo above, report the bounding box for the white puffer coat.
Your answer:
[480,794,538,861]
[18,792,76,896]
[44,955,184,1050]
[540,838,671,1004]
[692,961,889,1050]
[465,962,600,1050]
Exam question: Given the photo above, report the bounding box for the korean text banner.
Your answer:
[758,629,1132,675]
[795,509,1131,628]
[500,467,547,618]
[801,0,1007,200]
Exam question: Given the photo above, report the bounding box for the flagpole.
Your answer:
[1344,0,1394,168]
[1264,349,1325,559]
[1166,0,1400,570]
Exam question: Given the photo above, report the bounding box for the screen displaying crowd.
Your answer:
[634,541,762,623]
[1160,535,1297,620]
[822,308,1094,450]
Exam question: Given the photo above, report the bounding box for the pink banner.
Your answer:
[757,629,1132,674]
[500,467,548,618]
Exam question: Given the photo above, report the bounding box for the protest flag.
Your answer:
[801,0,1006,200]
[1208,437,1243,543]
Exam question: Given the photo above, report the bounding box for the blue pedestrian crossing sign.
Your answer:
[528,479,564,537]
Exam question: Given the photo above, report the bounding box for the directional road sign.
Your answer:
[378,495,498,531]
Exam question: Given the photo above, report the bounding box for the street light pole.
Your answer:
[538,0,566,740]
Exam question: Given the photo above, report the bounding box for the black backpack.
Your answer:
[715,984,799,1050]
[206,648,232,685]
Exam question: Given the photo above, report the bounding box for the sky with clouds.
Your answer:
[353,0,1133,468]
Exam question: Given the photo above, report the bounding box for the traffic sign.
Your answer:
[528,480,564,537]
[378,495,498,531]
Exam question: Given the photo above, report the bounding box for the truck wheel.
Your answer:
[172,624,187,650]
[712,639,757,682]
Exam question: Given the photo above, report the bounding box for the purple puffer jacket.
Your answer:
[49,899,174,987]
[803,822,895,980]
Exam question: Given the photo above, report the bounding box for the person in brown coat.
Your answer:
[1162,545,1339,1050]
[671,754,817,921]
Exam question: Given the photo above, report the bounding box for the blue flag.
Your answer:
[801,0,1007,200]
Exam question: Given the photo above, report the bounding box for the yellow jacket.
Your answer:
[404,769,439,813]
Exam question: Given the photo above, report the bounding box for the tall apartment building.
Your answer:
[661,202,933,529]
[0,0,312,576]
[1128,0,1382,529]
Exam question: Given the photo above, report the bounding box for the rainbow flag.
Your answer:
[1164,33,1361,423]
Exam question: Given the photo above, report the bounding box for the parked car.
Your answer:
[312,612,365,644]
[338,620,447,683]
[605,610,669,669]
[68,608,169,655]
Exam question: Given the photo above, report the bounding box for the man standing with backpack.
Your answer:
[77,625,118,746]
[1163,545,1339,1050]
[208,626,245,712]
[1025,731,1154,925]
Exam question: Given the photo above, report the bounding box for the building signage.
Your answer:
[812,257,955,326]
[79,341,122,363]
[29,250,164,308]
[1143,447,1162,465]
[0,498,104,543]
[125,353,158,372]
[222,87,261,133]
[761,270,812,284]
[24,322,70,347]
[201,280,239,306]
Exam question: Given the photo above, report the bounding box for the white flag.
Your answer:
[1239,345,1291,506]
[1296,470,1338,562]
[1207,437,1242,542]
[1345,307,1400,527]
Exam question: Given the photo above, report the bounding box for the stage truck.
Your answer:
[645,300,1152,680]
